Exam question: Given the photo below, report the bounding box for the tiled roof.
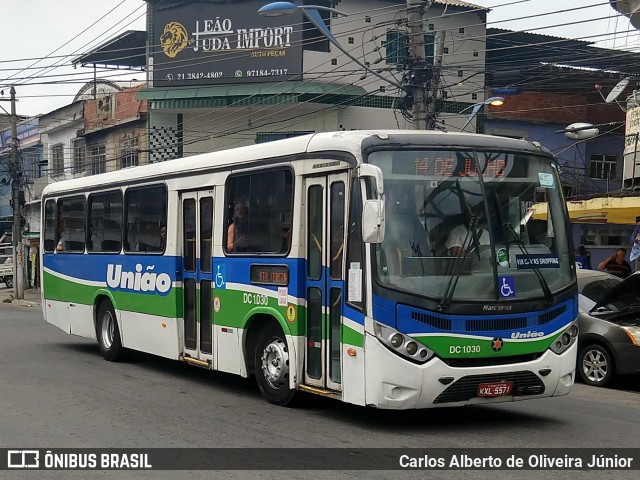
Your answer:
[434,0,488,10]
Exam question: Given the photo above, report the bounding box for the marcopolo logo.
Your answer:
[510,330,544,339]
[106,264,172,296]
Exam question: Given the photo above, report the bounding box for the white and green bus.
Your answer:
[41,130,578,408]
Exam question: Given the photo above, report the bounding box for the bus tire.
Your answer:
[254,323,296,406]
[97,300,125,362]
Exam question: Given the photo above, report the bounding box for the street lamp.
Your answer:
[258,2,406,91]
[460,96,504,132]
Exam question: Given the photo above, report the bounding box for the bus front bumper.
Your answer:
[363,333,576,409]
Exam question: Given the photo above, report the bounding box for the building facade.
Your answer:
[140,0,488,158]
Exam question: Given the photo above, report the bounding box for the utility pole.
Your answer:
[406,0,428,130]
[9,87,24,300]
[426,31,444,130]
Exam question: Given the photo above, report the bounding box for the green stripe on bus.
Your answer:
[342,324,364,348]
[43,271,180,317]
[416,334,561,358]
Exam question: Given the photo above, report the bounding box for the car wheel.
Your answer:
[97,300,125,362]
[254,323,296,406]
[5,276,12,289]
[579,344,614,387]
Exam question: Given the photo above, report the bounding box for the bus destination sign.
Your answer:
[250,264,289,286]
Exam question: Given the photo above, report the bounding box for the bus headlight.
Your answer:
[373,321,434,364]
[550,322,578,355]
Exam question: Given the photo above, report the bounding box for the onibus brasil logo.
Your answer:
[107,264,172,296]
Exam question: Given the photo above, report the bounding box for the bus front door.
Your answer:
[181,190,215,366]
[304,173,348,392]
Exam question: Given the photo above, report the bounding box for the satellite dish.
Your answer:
[605,77,630,103]
[564,123,599,141]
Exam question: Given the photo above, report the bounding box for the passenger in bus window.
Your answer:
[56,219,66,252]
[446,202,489,257]
[160,226,167,250]
[227,202,249,252]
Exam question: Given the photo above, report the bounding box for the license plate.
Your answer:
[477,381,513,397]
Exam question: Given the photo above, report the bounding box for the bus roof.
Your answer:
[42,130,552,197]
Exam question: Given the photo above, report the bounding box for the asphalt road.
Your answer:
[1,304,639,480]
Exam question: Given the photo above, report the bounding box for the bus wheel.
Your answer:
[97,301,124,362]
[255,323,296,406]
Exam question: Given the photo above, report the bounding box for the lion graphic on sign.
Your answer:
[160,22,188,58]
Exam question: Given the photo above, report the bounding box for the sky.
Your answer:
[1,0,637,117]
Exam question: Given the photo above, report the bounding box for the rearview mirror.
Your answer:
[362,199,385,243]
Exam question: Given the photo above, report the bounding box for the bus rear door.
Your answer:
[181,190,215,366]
[303,173,348,392]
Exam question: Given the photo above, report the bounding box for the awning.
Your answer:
[533,196,640,225]
[136,82,380,110]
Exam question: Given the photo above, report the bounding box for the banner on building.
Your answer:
[153,0,304,87]
[0,118,40,148]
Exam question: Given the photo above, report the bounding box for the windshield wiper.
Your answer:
[438,215,478,311]
[504,222,553,305]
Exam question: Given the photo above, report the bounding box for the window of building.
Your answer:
[23,153,39,182]
[73,138,86,174]
[590,154,617,179]
[302,0,330,52]
[38,159,48,178]
[225,169,293,255]
[124,185,167,253]
[90,145,107,175]
[385,31,434,65]
[52,143,64,177]
[57,195,86,252]
[88,190,122,252]
[583,227,635,246]
[120,136,139,169]
[255,131,313,144]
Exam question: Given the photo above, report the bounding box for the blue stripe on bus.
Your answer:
[343,304,365,326]
[373,294,576,337]
[44,254,181,283]
[44,253,366,325]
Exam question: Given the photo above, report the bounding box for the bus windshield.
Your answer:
[369,148,573,303]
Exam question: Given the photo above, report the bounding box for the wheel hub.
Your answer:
[101,311,115,349]
[261,338,289,389]
[583,350,608,382]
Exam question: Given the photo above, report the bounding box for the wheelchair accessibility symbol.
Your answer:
[215,264,226,289]
[499,276,515,298]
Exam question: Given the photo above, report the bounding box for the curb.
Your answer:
[12,300,40,307]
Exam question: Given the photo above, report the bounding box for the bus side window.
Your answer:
[346,180,364,310]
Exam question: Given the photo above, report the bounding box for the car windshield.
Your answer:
[369,148,573,303]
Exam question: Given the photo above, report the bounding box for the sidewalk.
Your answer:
[0,285,41,307]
